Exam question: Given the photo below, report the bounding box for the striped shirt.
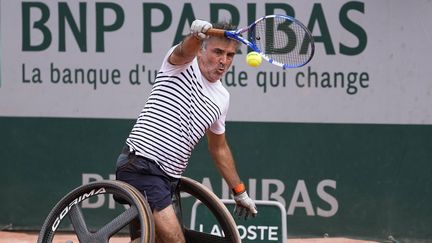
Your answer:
[126,45,230,178]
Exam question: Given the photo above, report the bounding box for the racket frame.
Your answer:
[206,14,315,69]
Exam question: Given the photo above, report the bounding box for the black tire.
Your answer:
[178,177,241,243]
[37,180,154,243]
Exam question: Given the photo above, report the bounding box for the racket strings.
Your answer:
[252,17,313,67]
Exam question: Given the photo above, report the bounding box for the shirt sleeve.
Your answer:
[159,45,175,71]
[209,94,230,135]
[159,45,192,72]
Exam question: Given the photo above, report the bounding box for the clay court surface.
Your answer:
[0,231,379,243]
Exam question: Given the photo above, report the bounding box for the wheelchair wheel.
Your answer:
[176,177,241,243]
[37,180,154,243]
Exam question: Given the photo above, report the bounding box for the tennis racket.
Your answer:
[206,15,315,69]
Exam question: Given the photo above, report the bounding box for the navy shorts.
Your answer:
[115,147,179,211]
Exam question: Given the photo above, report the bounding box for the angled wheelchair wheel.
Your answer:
[176,177,241,243]
[38,180,154,243]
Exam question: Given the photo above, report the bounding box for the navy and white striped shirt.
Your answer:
[126,46,229,178]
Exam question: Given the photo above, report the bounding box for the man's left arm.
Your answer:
[206,130,258,219]
[206,130,240,188]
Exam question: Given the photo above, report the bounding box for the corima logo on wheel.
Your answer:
[51,187,107,232]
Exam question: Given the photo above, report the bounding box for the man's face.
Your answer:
[197,37,238,82]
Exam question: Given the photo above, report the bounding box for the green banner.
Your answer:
[1,117,431,242]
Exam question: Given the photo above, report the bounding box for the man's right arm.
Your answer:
[168,20,212,65]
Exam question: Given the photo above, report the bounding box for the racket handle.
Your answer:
[206,28,226,37]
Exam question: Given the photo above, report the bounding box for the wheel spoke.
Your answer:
[68,204,91,241]
[93,205,139,240]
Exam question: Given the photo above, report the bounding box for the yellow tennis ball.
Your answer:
[246,52,262,67]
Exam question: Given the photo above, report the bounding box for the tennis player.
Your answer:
[115,19,257,243]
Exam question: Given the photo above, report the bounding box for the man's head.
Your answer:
[197,22,240,83]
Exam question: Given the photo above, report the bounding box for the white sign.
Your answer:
[1,0,432,124]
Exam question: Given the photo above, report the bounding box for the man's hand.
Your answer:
[233,191,258,220]
[190,19,212,39]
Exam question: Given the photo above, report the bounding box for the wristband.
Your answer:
[232,182,246,195]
